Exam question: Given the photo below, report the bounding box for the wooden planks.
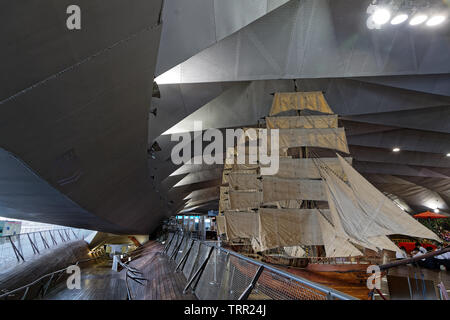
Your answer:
[43,259,127,300]
[127,241,196,300]
[42,241,196,300]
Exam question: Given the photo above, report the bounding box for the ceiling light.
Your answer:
[391,14,409,25]
[393,147,401,152]
[409,14,428,26]
[447,153,450,157]
[372,8,391,25]
[426,15,446,26]
[434,208,440,213]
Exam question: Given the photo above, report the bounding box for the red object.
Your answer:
[397,241,437,253]
[413,211,448,219]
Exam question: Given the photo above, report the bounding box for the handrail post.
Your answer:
[39,232,50,249]
[57,230,66,242]
[21,287,30,300]
[163,233,175,254]
[27,233,40,255]
[8,236,24,262]
[183,246,214,294]
[176,239,194,272]
[64,229,71,241]
[171,234,185,261]
[238,265,264,300]
[48,230,58,246]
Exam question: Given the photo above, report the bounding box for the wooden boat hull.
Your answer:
[262,254,370,284]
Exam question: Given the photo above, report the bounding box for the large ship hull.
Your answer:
[0,1,164,234]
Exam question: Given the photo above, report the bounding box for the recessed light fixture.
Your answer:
[393,147,401,152]
[372,8,391,25]
[426,15,446,26]
[391,13,409,25]
[409,14,428,26]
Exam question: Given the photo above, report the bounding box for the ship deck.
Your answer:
[44,241,196,300]
[126,242,197,300]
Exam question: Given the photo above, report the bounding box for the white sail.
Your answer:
[262,177,327,202]
[228,172,261,190]
[321,155,440,249]
[216,215,227,236]
[284,246,306,258]
[229,190,262,210]
[278,128,350,154]
[269,92,334,116]
[257,208,327,251]
[317,214,363,257]
[261,157,351,180]
[337,154,440,242]
[266,115,338,129]
[224,211,259,241]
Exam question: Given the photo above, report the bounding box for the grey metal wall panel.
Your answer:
[166,0,450,84]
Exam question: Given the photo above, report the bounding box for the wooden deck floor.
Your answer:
[126,241,197,300]
[43,241,196,300]
[44,259,127,300]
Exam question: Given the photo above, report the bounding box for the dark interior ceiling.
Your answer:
[1,0,449,234]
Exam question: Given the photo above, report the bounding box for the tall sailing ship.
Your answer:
[215,91,441,284]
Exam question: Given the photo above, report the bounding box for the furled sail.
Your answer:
[262,177,327,202]
[283,246,306,258]
[266,115,338,129]
[269,92,333,116]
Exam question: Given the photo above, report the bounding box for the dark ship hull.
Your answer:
[0,1,164,234]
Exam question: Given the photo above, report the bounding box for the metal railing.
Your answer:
[116,245,157,300]
[0,228,85,270]
[0,247,106,300]
[163,231,356,300]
